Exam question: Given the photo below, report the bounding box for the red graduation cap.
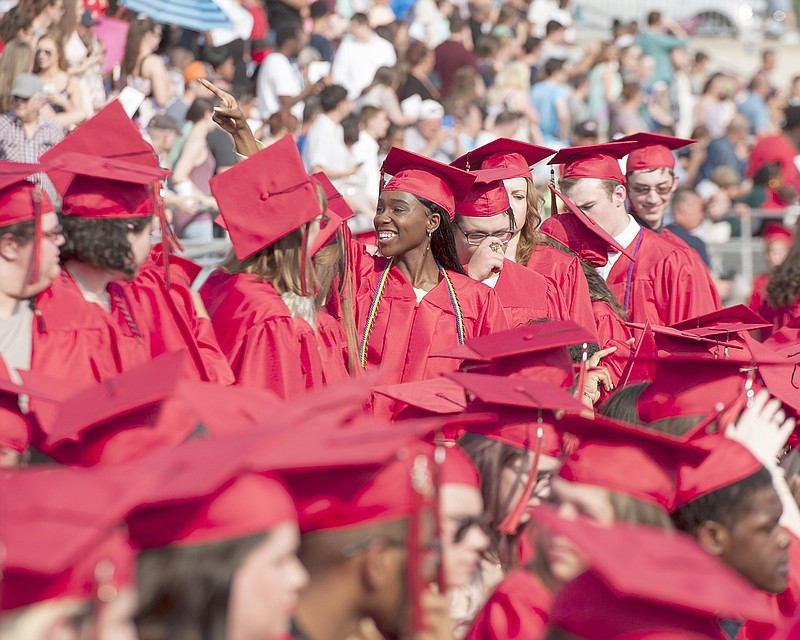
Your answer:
[536,507,776,638]
[309,172,352,256]
[0,161,54,226]
[437,320,594,389]
[0,161,56,284]
[675,434,764,508]
[126,472,296,550]
[741,334,800,415]
[554,413,708,510]
[451,137,555,178]
[372,377,469,417]
[211,135,322,261]
[455,172,511,218]
[382,147,476,221]
[541,185,635,266]
[548,141,637,183]
[40,99,160,195]
[625,321,746,352]
[47,152,168,219]
[30,351,244,466]
[616,132,696,172]
[671,304,771,333]
[760,221,793,244]
[445,372,585,532]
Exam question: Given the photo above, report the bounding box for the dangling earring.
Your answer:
[425,229,432,253]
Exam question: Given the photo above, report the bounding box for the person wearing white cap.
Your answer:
[403,99,460,163]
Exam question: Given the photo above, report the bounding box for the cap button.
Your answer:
[259,192,270,201]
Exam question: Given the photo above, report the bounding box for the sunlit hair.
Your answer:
[33,31,67,72]
[122,16,159,76]
[0,40,34,111]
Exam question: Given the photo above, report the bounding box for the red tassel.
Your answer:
[153,183,182,291]
[29,188,42,285]
[498,425,544,534]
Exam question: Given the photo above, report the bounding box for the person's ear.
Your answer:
[695,520,730,557]
[427,211,441,235]
[0,232,24,262]
[613,184,627,207]
[362,541,401,590]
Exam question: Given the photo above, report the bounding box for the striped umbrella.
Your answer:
[119,0,235,32]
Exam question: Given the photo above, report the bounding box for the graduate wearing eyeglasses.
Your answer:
[451,173,569,328]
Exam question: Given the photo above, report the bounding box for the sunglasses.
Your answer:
[37,48,54,56]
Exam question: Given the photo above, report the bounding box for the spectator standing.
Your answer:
[256,23,321,121]
[359,66,414,126]
[33,31,86,130]
[301,84,358,188]
[434,14,478,100]
[696,114,749,184]
[0,73,63,199]
[331,13,397,101]
[669,47,694,139]
[538,20,580,69]
[747,105,800,188]
[120,17,173,110]
[738,75,775,137]
[265,0,307,34]
[530,57,570,146]
[400,40,439,102]
[349,105,389,223]
[308,0,335,62]
[695,73,735,139]
[586,42,621,140]
[485,61,542,143]
[634,11,687,87]
[665,189,712,266]
[609,82,648,137]
[0,39,34,113]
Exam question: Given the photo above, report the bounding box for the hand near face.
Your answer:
[581,345,616,407]
[466,236,505,281]
[414,585,455,640]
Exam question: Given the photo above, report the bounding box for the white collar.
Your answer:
[613,215,641,251]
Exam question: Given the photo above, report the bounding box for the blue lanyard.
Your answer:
[623,228,644,314]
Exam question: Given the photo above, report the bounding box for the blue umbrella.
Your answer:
[119,0,234,32]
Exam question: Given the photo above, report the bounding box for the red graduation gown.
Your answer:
[199,270,350,398]
[0,356,34,454]
[749,272,770,317]
[350,244,508,416]
[492,259,569,328]
[464,568,553,640]
[123,254,235,385]
[756,292,800,343]
[660,226,722,310]
[525,244,598,341]
[606,227,720,326]
[31,270,150,386]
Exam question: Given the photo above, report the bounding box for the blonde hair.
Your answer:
[494,60,531,92]
[0,40,34,111]
[514,177,545,267]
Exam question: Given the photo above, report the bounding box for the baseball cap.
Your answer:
[11,73,43,99]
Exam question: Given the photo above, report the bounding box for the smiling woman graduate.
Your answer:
[353,148,508,415]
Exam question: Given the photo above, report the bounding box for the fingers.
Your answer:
[198,78,230,102]
[587,345,617,367]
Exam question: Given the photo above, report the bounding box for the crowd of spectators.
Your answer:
[1,0,799,278]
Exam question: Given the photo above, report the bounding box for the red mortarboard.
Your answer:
[617,133,696,172]
[554,414,708,510]
[382,147,476,221]
[310,171,354,255]
[548,141,637,183]
[455,173,511,218]
[40,100,159,195]
[541,186,635,265]
[760,221,793,244]
[372,377,468,416]
[126,472,296,549]
[438,321,595,388]
[451,138,555,177]
[0,162,54,226]
[536,507,775,638]
[635,344,792,424]
[48,152,168,219]
[670,304,771,335]
[675,434,764,508]
[741,334,800,415]
[30,351,214,465]
[625,321,746,352]
[0,161,56,284]
[211,135,322,261]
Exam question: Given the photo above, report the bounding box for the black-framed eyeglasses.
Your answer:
[455,225,513,246]
[629,182,673,196]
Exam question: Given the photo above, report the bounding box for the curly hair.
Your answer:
[766,218,800,309]
[60,216,151,278]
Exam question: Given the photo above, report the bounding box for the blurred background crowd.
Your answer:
[1,0,799,304]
